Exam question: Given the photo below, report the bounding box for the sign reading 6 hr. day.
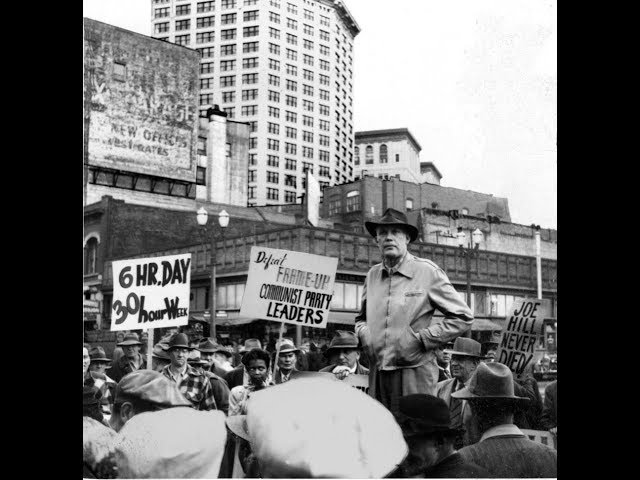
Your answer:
[110,254,192,332]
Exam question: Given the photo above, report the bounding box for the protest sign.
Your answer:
[495,298,551,376]
[239,247,338,329]
[110,253,191,332]
[295,371,370,395]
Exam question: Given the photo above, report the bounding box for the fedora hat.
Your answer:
[239,338,262,353]
[188,350,209,367]
[117,333,143,347]
[444,337,485,358]
[214,345,234,357]
[276,338,300,354]
[364,208,419,243]
[167,333,194,351]
[325,330,359,354]
[89,346,110,363]
[397,394,463,437]
[226,415,251,442]
[197,338,218,353]
[451,362,529,402]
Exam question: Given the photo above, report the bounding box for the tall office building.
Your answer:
[151,0,360,206]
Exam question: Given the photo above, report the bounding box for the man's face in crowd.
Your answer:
[83,348,90,375]
[329,347,360,369]
[124,344,140,359]
[140,332,148,344]
[376,226,410,262]
[435,346,451,366]
[200,351,215,367]
[90,361,109,375]
[450,355,478,383]
[247,359,269,385]
[116,332,125,344]
[278,352,297,371]
[485,348,497,362]
[169,347,190,369]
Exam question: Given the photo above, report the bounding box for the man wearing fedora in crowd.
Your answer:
[320,330,369,379]
[188,348,231,415]
[355,208,474,414]
[225,338,263,389]
[436,337,485,448]
[88,346,117,414]
[273,338,304,384]
[395,394,491,478]
[199,338,235,378]
[456,362,557,478]
[151,340,172,372]
[161,333,219,411]
[109,332,145,383]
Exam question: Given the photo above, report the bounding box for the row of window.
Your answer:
[249,166,331,185]
[354,145,401,165]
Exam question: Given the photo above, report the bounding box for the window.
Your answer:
[270,0,280,7]
[303,131,313,143]
[304,9,314,21]
[197,1,214,13]
[113,62,126,81]
[242,73,258,84]
[221,13,237,25]
[197,31,215,43]
[285,95,297,107]
[198,46,215,58]
[249,137,257,149]
[267,155,279,167]
[320,30,329,41]
[396,153,400,162]
[286,64,297,75]
[380,144,388,163]
[303,69,314,81]
[267,171,279,183]
[244,10,259,21]
[303,115,314,127]
[303,54,314,66]
[285,158,297,170]
[286,48,297,61]
[221,29,237,40]
[268,106,280,118]
[285,111,297,123]
[268,90,280,102]
[287,18,297,29]
[223,107,235,118]
[319,44,329,56]
[175,34,190,46]
[286,79,297,91]
[270,12,281,23]
[319,104,329,116]
[267,188,279,200]
[319,59,329,71]
[406,199,414,211]
[248,170,257,182]
[220,75,235,87]
[221,91,235,103]
[318,150,329,162]
[319,135,329,146]
[287,2,297,14]
[328,198,341,216]
[243,57,258,68]
[197,16,215,28]
[319,166,331,178]
[201,62,214,74]
[269,58,280,70]
[244,26,259,36]
[285,142,297,154]
[221,44,236,55]
[241,105,258,116]
[249,153,257,165]
[302,162,312,173]
[243,41,258,52]
[303,24,314,36]
[196,166,207,185]
[354,146,360,165]
[284,175,297,187]
[245,0,258,5]
[320,14,330,27]
[154,22,169,33]
[267,139,280,151]
[286,33,297,45]
[84,237,98,275]
[248,186,256,199]
[155,7,169,17]
[365,146,374,164]
[176,4,191,15]
[285,126,297,138]
[285,191,297,203]
[319,74,329,86]
[220,59,236,71]
[269,43,280,55]
[319,119,329,131]
[268,74,280,86]
[269,27,280,39]
[176,19,191,30]
[268,122,279,134]
[221,0,236,9]
[302,146,313,158]
[215,283,246,310]
[347,190,360,212]
[302,99,314,112]
[200,78,213,89]
[303,39,314,51]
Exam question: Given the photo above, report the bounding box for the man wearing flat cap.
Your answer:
[435,337,485,448]
[109,369,192,432]
[355,208,474,414]
[395,394,490,478]
[161,333,219,411]
[108,333,145,383]
[456,362,557,478]
[320,330,369,379]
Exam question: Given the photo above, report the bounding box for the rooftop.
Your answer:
[355,128,423,153]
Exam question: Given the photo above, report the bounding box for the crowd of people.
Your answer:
[83,209,557,478]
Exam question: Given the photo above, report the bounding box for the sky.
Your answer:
[83,0,557,228]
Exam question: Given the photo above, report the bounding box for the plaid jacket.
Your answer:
[161,364,218,411]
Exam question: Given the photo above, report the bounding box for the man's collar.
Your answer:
[382,252,414,278]
[480,424,524,442]
[168,363,189,378]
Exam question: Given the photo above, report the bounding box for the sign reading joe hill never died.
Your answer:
[240,247,338,329]
[110,253,192,331]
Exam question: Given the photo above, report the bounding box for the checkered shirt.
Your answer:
[161,364,217,411]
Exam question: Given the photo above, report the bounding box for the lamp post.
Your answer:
[457,227,483,337]
[532,224,542,299]
[196,207,229,340]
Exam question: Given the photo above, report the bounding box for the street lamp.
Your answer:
[196,207,230,339]
[458,227,483,336]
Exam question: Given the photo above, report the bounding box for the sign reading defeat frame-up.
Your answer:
[84,18,200,182]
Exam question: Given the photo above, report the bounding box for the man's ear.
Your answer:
[120,402,135,423]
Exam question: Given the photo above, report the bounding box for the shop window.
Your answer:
[84,237,98,274]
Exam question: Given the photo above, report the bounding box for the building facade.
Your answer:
[150,0,360,206]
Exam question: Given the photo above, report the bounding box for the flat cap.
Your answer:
[114,370,191,408]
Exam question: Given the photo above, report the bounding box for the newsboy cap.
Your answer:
[114,370,191,408]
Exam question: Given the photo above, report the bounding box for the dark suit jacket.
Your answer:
[540,380,557,430]
[273,368,305,384]
[459,432,557,478]
[513,376,543,430]
[107,354,144,383]
[421,452,492,478]
[319,363,369,375]
[224,365,246,390]
[203,371,231,415]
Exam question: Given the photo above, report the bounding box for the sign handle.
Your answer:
[271,322,285,383]
[146,328,153,370]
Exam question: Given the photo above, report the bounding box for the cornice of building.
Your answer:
[355,128,423,152]
[316,0,361,37]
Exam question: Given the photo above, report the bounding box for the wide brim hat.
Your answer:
[325,330,360,356]
[451,362,529,402]
[89,346,110,363]
[397,394,463,437]
[444,337,486,359]
[276,339,300,354]
[226,415,251,442]
[197,338,218,354]
[117,333,143,347]
[214,345,234,357]
[364,208,419,243]
[167,333,195,351]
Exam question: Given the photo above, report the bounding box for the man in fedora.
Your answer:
[151,340,172,372]
[436,337,485,448]
[199,338,234,378]
[273,338,304,384]
[395,394,491,478]
[161,333,219,411]
[456,362,557,478]
[355,208,474,414]
[109,332,145,383]
[89,346,117,414]
[189,346,231,415]
[225,338,263,389]
[320,330,369,379]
